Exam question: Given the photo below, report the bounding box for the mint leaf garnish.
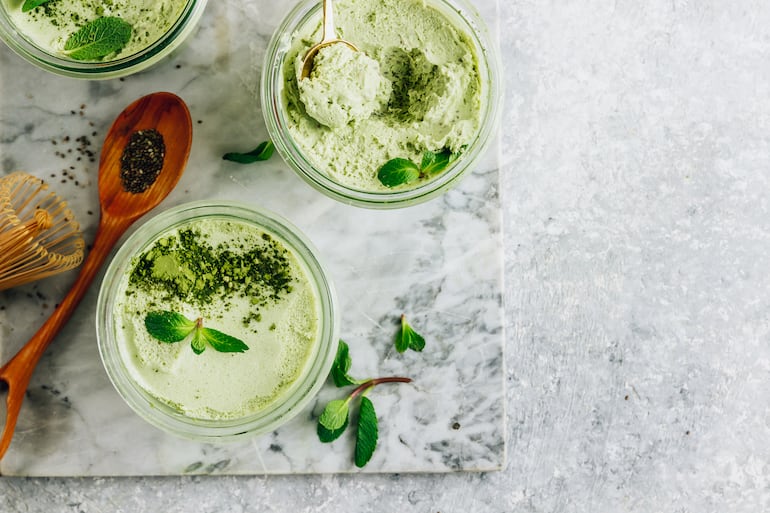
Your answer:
[395,314,425,353]
[63,17,132,61]
[331,340,363,387]
[144,311,249,355]
[378,148,457,187]
[223,141,275,164]
[21,0,50,12]
[354,396,378,468]
[199,327,249,353]
[377,158,419,187]
[420,149,453,175]
[144,310,196,342]
[191,329,206,355]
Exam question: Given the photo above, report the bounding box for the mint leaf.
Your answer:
[354,396,378,468]
[377,158,419,187]
[145,312,249,355]
[420,149,453,175]
[190,329,206,355]
[319,399,350,432]
[63,17,132,61]
[21,0,50,12]
[395,314,425,353]
[223,141,275,164]
[145,311,196,343]
[199,327,249,353]
[331,340,362,387]
[318,413,349,443]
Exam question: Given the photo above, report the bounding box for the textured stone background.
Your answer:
[3,0,770,511]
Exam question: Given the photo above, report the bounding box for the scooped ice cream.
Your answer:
[298,43,391,129]
[283,0,483,192]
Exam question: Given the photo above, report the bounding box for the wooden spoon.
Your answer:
[0,92,192,461]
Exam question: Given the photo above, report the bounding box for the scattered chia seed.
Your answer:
[120,129,165,193]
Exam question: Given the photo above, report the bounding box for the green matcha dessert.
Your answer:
[298,43,392,129]
[113,216,321,421]
[282,0,483,192]
[5,0,187,61]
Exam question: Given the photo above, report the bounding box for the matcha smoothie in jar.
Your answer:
[262,0,501,208]
[97,202,339,440]
[0,0,207,77]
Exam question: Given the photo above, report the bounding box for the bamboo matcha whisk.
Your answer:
[0,171,85,290]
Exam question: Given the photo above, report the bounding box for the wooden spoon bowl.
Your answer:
[0,92,192,461]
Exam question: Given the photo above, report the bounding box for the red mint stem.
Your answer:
[350,377,412,399]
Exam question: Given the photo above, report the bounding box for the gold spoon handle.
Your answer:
[0,214,130,461]
[321,0,337,44]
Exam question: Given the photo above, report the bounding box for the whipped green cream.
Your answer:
[5,0,187,60]
[283,0,482,192]
[298,43,391,129]
[114,217,320,421]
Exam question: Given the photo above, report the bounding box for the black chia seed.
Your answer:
[120,129,165,193]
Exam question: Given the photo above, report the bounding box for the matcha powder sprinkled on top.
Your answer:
[128,227,295,314]
[120,129,165,193]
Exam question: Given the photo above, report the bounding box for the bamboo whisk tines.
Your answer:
[0,172,85,290]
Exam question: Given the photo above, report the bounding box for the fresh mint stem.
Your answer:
[316,333,417,467]
[349,377,412,400]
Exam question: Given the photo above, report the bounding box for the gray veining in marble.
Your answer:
[0,0,504,477]
[3,0,770,511]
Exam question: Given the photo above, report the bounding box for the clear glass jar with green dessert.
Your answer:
[96,201,339,441]
[0,0,207,78]
[261,0,502,208]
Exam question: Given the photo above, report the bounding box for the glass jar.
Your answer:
[261,0,502,209]
[0,0,207,79]
[96,201,339,441]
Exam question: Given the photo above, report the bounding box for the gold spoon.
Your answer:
[300,0,359,79]
[0,92,193,460]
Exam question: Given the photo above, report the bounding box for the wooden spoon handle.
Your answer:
[0,214,130,460]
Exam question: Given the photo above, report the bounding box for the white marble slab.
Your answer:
[0,0,503,476]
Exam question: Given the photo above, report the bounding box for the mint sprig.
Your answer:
[63,17,132,61]
[377,148,456,187]
[394,314,426,353]
[317,340,412,468]
[223,141,275,164]
[144,310,249,355]
[21,0,50,12]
